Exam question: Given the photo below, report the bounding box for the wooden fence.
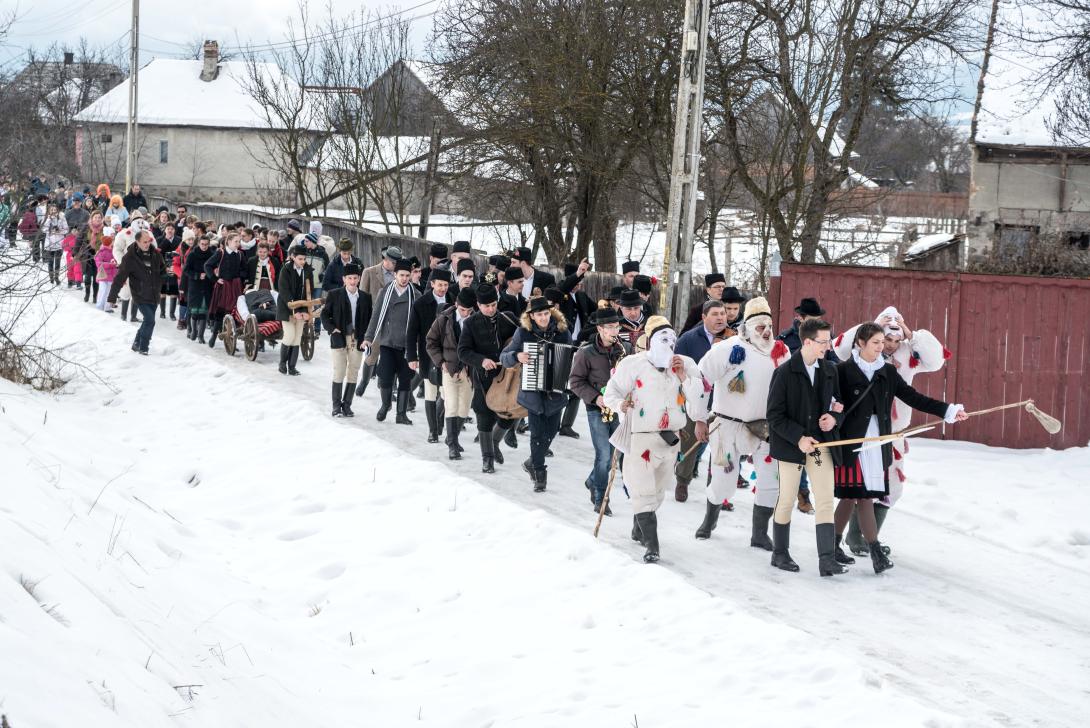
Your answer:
[769,263,1090,450]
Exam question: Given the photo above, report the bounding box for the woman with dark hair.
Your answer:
[832,322,967,573]
[182,235,215,343]
[204,232,246,349]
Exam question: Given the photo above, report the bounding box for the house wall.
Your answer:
[76,123,302,206]
[968,146,1090,257]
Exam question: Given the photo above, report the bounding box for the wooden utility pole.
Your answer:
[417,117,443,239]
[660,0,711,326]
[123,0,140,193]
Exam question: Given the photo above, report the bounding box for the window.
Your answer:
[100,133,112,143]
[995,224,1038,257]
[159,140,169,164]
[1068,232,1090,251]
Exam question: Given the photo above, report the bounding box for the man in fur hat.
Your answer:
[833,305,950,556]
[321,262,371,417]
[408,268,454,442]
[693,297,791,547]
[511,246,556,297]
[454,257,477,293]
[428,286,477,460]
[364,258,419,425]
[620,260,640,289]
[499,264,527,316]
[420,243,449,287]
[604,315,710,563]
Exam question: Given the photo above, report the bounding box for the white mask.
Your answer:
[743,314,774,354]
[647,328,676,369]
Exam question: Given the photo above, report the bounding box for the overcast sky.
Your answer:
[1,0,437,68]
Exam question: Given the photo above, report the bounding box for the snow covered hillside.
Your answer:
[1,285,1087,727]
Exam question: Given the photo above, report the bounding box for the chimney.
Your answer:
[63,51,74,65]
[200,40,219,82]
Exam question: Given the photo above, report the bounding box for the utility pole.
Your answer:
[417,117,443,239]
[123,0,140,194]
[659,0,710,327]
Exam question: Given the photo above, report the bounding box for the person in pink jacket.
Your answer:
[63,233,81,287]
[94,243,118,312]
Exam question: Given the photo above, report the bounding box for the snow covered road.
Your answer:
[2,286,1087,726]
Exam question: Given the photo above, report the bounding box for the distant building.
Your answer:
[73,41,321,205]
[11,57,123,122]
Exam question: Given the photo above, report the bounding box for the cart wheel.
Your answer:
[301,320,315,361]
[222,316,237,356]
[244,316,259,361]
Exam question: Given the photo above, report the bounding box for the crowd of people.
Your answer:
[4,184,969,575]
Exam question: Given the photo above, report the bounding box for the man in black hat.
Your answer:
[364,257,419,424]
[499,265,526,316]
[617,288,646,349]
[681,274,741,333]
[454,257,477,292]
[631,274,656,317]
[451,240,472,267]
[355,245,404,397]
[408,268,454,442]
[457,283,520,473]
[511,246,556,297]
[621,260,640,289]
[604,285,625,310]
[488,254,511,275]
[428,286,476,460]
[569,307,632,513]
[276,245,314,376]
[557,259,594,342]
[322,237,362,293]
[420,243,449,287]
[321,262,371,417]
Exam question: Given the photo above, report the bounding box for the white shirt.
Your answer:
[522,272,535,298]
[804,358,819,385]
[347,288,359,327]
[434,293,447,306]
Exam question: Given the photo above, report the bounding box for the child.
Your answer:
[95,239,118,312]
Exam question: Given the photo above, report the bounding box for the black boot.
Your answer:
[355,363,374,397]
[120,300,129,322]
[288,346,301,375]
[533,466,547,493]
[874,504,892,555]
[446,418,462,460]
[169,298,177,320]
[130,302,139,322]
[750,505,775,551]
[376,388,393,421]
[208,316,220,349]
[516,419,529,434]
[159,299,166,319]
[635,512,660,563]
[522,458,537,487]
[771,522,800,572]
[279,343,290,374]
[631,515,643,543]
[480,434,495,473]
[817,523,848,577]
[407,391,417,413]
[504,427,518,449]
[834,534,856,565]
[84,282,91,302]
[196,316,207,344]
[331,382,344,417]
[395,390,413,424]
[425,401,439,442]
[341,385,355,417]
[845,507,867,556]
[187,316,196,340]
[558,396,580,438]
[694,499,721,539]
[490,425,507,465]
[435,399,446,438]
[869,541,894,573]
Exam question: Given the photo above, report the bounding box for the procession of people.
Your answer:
[5,186,970,577]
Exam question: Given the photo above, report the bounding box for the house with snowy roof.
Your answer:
[73,41,323,206]
[967,26,1090,261]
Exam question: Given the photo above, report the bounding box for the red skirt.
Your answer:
[834,460,889,499]
[209,277,244,316]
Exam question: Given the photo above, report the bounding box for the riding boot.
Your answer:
[187,315,196,340]
[490,424,507,465]
[845,507,867,556]
[445,418,462,460]
[169,298,177,320]
[83,281,91,302]
[817,523,848,576]
[558,395,581,438]
[93,281,99,301]
[771,522,800,572]
[504,426,518,449]
[376,388,393,421]
[694,498,721,539]
[331,382,344,417]
[533,466,547,493]
[288,345,301,375]
[750,505,775,551]
[341,384,356,417]
[480,435,495,473]
[120,300,129,322]
[130,302,139,322]
[196,316,207,344]
[159,299,166,319]
[635,512,660,563]
[834,534,856,565]
[631,515,643,543]
[425,401,439,442]
[355,362,375,397]
[279,343,290,374]
[407,391,417,413]
[208,316,220,349]
[869,541,894,574]
[435,399,446,437]
[395,390,413,424]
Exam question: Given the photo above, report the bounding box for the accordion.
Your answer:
[520,341,575,394]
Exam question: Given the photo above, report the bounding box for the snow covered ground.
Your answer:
[2,272,1088,727]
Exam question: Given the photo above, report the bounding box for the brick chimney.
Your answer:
[200,40,219,82]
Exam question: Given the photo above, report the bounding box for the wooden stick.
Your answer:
[677,419,721,463]
[820,399,1037,449]
[593,448,620,538]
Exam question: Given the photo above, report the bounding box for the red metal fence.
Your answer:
[769,263,1090,450]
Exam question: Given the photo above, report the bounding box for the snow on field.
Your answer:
[3,268,1088,727]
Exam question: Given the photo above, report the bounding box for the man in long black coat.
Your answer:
[277,245,314,376]
[321,262,372,417]
[407,268,454,441]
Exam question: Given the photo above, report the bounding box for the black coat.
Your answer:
[406,292,453,366]
[245,255,279,289]
[836,357,949,472]
[557,272,595,332]
[108,244,165,305]
[523,268,556,296]
[182,245,216,309]
[499,291,526,317]
[767,350,845,465]
[322,254,363,291]
[205,248,246,282]
[277,262,315,321]
[777,320,839,362]
[320,286,372,345]
[458,310,519,391]
[122,191,148,212]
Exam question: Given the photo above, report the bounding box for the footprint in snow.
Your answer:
[314,562,346,580]
[212,370,225,378]
[294,503,326,515]
[279,527,318,541]
[1068,530,1090,546]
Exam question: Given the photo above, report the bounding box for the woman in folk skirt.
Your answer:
[182,234,216,343]
[832,322,967,573]
[204,232,246,349]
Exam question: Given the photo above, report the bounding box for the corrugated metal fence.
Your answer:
[769,263,1089,450]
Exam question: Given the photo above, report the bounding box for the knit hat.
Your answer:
[343,262,362,277]
[743,296,773,322]
[643,315,673,342]
[475,284,498,305]
[430,243,449,259]
[286,219,303,233]
[304,232,319,245]
[309,221,322,236]
[337,237,353,251]
[621,260,640,274]
[456,287,477,308]
[456,258,476,275]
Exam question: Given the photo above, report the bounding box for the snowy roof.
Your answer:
[904,232,961,260]
[75,59,319,131]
